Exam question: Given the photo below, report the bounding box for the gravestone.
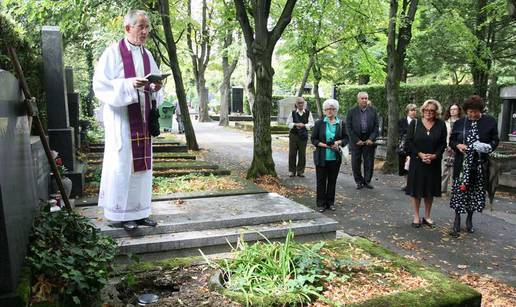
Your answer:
[277,97,297,125]
[230,86,243,113]
[42,26,85,197]
[0,70,38,304]
[65,67,80,149]
[500,85,516,141]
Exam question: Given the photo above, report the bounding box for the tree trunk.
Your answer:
[247,58,276,178]
[312,54,323,118]
[382,0,418,174]
[84,48,94,117]
[159,0,199,150]
[198,76,210,122]
[245,57,255,115]
[296,55,314,97]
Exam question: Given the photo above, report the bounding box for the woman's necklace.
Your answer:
[422,119,434,135]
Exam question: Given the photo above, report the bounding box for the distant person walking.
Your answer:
[449,95,499,237]
[346,92,379,189]
[398,103,418,190]
[286,97,314,177]
[311,99,348,212]
[441,103,462,195]
[405,99,447,228]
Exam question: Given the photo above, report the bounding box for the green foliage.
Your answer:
[26,209,118,305]
[0,13,47,127]
[208,231,332,306]
[335,83,479,118]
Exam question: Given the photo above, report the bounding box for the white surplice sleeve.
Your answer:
[93,44,137,108]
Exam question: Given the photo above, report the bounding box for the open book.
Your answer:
[144,73,171,83]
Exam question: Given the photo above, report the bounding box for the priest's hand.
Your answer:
[150,81,162,92]
[133,77,149,88]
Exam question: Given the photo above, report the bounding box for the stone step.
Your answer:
[115,217,337,258]
[89,141,181,147]
[86,152,197,162]
[77,193,319,239]
[84,168,231,183]
[87,161,218,171]
[88,144,188,153]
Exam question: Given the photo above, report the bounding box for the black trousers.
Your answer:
[316,160,340,208]
[288,132,307,174]
[351,144,375,184]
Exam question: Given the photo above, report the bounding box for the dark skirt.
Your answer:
[398,153,408,176]
[405,157,442,198]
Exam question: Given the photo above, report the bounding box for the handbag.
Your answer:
[149,99,160,137]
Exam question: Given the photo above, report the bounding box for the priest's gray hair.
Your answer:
[124,10,149,27]
[323,99,339,112]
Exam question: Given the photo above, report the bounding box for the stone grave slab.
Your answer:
[277,97,297,124]
[76,193,337,260]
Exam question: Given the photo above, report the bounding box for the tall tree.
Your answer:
[217,0,240,126]
[382,0,419,173]
[187,0,212,122]
[234,0,297,178]
[156,0,199,150]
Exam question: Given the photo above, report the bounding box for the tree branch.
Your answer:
[234,0,255,51]
[270,0,297,45]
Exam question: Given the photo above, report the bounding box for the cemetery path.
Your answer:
[190,120,516,286]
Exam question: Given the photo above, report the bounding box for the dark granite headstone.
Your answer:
[31,136,50,201]
[42,26,69,129]
[0,70,38,302]
[231,87,244,113]
[65,67,80,149]
[500,86,516,141]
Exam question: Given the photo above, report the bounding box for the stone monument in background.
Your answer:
[277,97,297,125]
[42,26,85,197]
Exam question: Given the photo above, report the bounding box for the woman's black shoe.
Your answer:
[422,217,435,228]
[411,222,421,228]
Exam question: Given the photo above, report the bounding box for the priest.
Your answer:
[93,9,163,231]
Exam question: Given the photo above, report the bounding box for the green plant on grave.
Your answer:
[26,208,118,306]
[204,230,341,306]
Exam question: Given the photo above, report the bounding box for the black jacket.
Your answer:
[311,118,348,167]
[398,117,410,139]
[449,115,499,179]
[346,106,380,150]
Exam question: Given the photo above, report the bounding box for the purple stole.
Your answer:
[119,39,152,172]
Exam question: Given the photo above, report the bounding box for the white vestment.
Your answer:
[93,38,162,221]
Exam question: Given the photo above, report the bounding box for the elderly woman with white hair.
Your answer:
[311,99,348,212]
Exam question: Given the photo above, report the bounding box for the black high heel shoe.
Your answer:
[411,218,421,228]
[422,217,435,228]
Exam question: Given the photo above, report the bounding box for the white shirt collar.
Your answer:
[124,38,143,52]
[407,116,413,124]
[296,109,305,115]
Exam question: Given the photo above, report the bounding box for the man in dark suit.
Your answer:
[346,92,379,189]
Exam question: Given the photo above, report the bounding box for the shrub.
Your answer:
[26,209,118,305]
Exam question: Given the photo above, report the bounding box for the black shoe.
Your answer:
[466,212,474,233]
[422,217,435,228]
[364,183,373,189]
[328,205,336,211]
[122,221,138,231]
[136,218,157,227]
[317,207,326,213]
[356,183,364,190]
[411,222,421,228]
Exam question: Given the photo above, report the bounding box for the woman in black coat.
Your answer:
[405,99,447,228]
[311,99,348,212]
[449,95,499,237]
[398,104,418,188]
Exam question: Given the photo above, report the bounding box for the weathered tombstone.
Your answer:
[277,97,297,125]
[499,85,516,142]
[0,70,38,304]
[65,66,80,149]
[230,86,244,113]
[159,99,174,130]
[42,26,85,197]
